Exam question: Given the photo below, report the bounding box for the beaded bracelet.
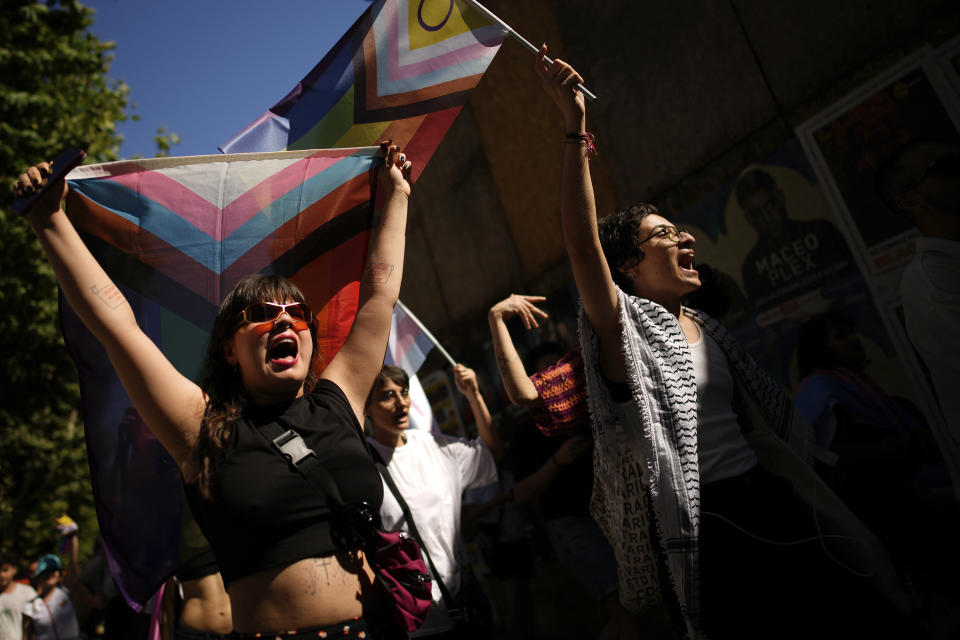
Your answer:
[564,131,598,158]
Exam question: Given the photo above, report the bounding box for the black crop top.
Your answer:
[176,547,219,583]
[183,379,383,586]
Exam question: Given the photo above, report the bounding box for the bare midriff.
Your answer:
[227,550,381,634]
[179,572,232,634]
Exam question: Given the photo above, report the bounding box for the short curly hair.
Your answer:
[597,202,661,291]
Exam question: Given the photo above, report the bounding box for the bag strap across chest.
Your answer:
[369,445,463,611]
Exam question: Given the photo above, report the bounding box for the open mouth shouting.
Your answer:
[678,249,698,277]
[268,333,300,369]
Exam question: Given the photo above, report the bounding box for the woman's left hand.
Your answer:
[454,363,479,396]
[378,141,413,198]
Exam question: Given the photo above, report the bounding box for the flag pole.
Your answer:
[463,0,599,102]
[396,301,459,368]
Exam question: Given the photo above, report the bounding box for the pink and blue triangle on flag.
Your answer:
[385,300,437,374]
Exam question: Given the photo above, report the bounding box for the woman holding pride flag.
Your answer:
[365,363,502,638]
[534,45,915,639]
[12,141,414,639]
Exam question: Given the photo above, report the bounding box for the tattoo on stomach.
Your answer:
[310,556,351,589]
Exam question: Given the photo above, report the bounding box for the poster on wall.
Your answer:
[796,47,960,297]
[937,32,960,97]
[796,46,960,493]
[674,139,905,393]
[421,368,464,437]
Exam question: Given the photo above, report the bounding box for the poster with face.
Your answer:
[734,164,856,314]
[796,47,960,492]
[676,139,906,394]
[797,49,960,290]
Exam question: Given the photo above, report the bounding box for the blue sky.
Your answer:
[85,1,373,159]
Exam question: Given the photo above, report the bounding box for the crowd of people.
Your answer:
[4,43,959,640]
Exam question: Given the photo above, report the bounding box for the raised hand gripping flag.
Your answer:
[61,148,381,608]
[220,0,506,178]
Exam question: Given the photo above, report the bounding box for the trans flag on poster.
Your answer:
[61,148,381,608]
[385,301,440,433]
[220,0,506,179]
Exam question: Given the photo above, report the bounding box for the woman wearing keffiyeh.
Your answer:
[534,44,914,639]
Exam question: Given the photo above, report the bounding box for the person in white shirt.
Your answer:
[1,552,37,640]
[21,555,79,640]
[876,141,960,454]
[366,363,501,639]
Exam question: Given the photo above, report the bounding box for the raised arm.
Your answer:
[322,144,411,422]
[453,364,503,461]
[488,294,549,405]
[59,525,98,615]
[14,164,205,468]
[534,45,627,382]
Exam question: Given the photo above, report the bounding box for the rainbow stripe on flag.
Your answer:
[62,148,380,607]
[220,0,506,178]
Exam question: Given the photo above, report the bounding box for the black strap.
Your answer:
[254,419,462,610]
[369,446,460,611]
[253,421,348,509]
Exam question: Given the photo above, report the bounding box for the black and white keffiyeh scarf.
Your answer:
[578,289,812,639]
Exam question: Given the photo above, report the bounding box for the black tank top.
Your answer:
[183,380,383,586]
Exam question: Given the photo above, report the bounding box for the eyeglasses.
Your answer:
[902,152,960,192]
[638,225,687,245]
[234,301,313,327]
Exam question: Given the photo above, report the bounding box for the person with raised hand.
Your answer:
[488,294,550,405]
[488,293,646,639]
[534,44,914,639]
[12,141,414,639]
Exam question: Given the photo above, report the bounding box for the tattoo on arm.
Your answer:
[363,262,395,284]
[495,350,512,375]
[90,283,125,310]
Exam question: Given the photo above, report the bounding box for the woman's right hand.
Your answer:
[489,294,549,330]
[12,161,67,217]
[534,43,586,132]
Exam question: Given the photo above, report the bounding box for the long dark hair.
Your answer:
[192,274,319,498]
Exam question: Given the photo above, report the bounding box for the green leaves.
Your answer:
[0,0,131,563]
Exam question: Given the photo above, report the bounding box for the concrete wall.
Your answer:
[399,0,960,361]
